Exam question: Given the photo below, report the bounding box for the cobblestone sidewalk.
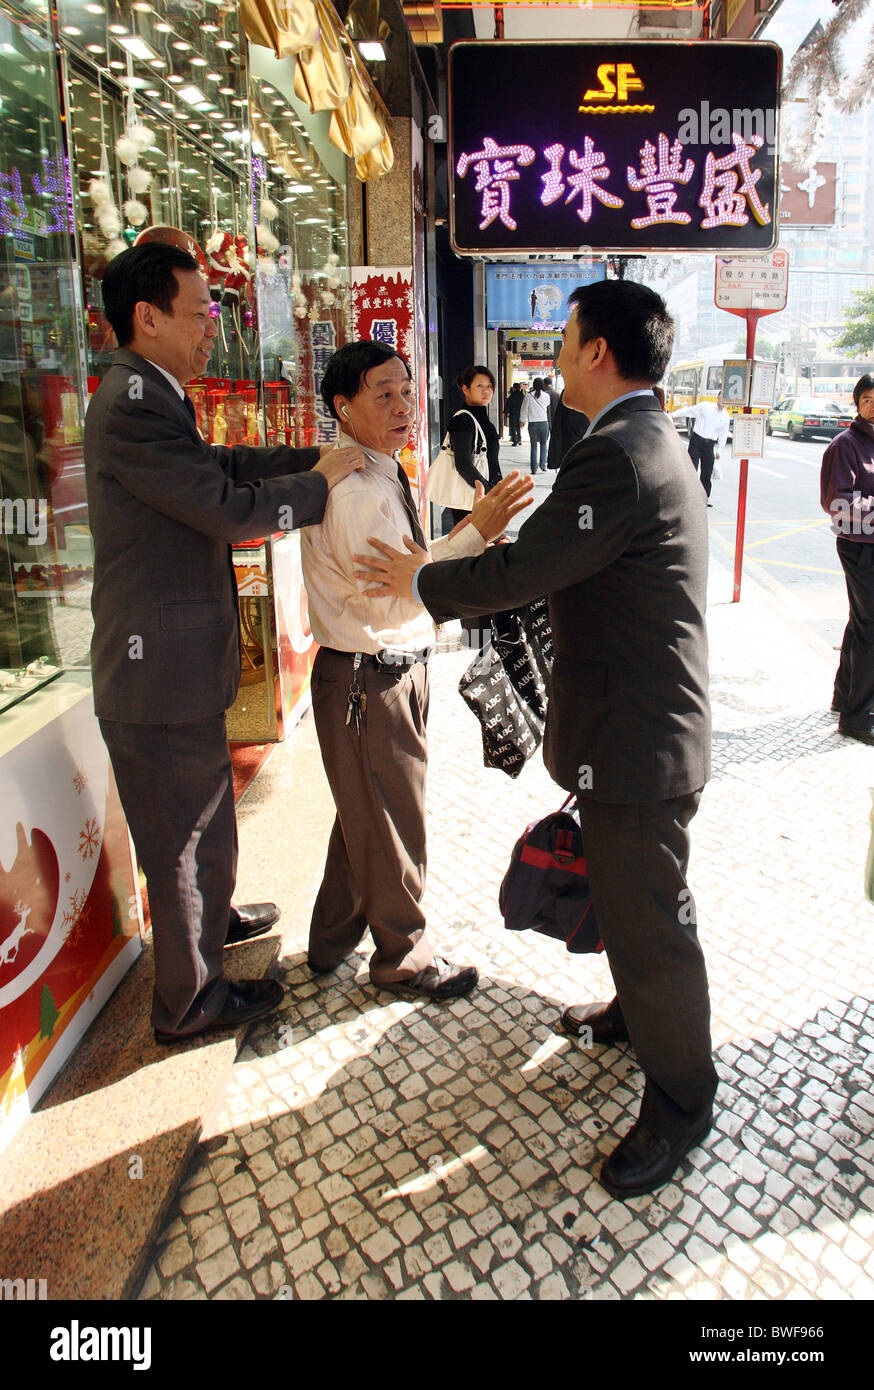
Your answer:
[138,553,874,1301]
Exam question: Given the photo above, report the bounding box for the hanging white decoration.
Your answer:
[89,178,112,206]
[256,225,280,254]
[124,198,149,227]
[115,135,141,167]
[97,204,123,236]
[260,197,279,222]
[106,238,127,258]
[129,123,156,151]
[127,165,152,195]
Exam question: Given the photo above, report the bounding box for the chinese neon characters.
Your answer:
[455,130,772,234]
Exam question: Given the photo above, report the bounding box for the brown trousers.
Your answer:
[309,646,437,983]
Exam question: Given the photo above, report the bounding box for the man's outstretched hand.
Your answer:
[314,444,365,489]
[354,535,428,599]
[467,472,533,541]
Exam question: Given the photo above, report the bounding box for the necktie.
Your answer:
[395,460,427,550]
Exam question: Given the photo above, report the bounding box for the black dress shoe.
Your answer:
[378,956,478,1001]
[154,978,284,1044]
[600,1114,712,1199]
[837,719,874,746]
[225,902,281,947]
[560,999,629,1043]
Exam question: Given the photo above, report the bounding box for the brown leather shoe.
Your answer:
[377,956,478,1001]
[225,903,281,947]
[560,999,629,1043]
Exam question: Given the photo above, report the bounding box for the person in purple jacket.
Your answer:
[820,372,874,743]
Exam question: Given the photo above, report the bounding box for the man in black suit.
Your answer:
[356,280,717,1198]
[84,243,363,1043]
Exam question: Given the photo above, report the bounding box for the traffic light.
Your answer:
[800,365,812,379]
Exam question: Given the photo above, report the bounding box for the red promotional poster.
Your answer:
[0,695,142,1150]
[351,266,427,530]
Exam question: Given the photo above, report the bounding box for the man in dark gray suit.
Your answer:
[356,280,717,1198]
[85,242,363,1043]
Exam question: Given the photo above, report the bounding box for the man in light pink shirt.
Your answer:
[302,340,531,999]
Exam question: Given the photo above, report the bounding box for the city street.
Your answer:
[707,431,847,656]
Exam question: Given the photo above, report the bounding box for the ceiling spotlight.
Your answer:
[118,34,160,62]
[358,41,386,61]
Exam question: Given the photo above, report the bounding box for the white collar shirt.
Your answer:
[300,432,487,656]
[670,399,731,448]
[142,357,186,400]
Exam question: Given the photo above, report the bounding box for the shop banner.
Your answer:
[450,41,781,254]
[486,262,605,330]
[351,266,427,526]
[0,694,142,1151]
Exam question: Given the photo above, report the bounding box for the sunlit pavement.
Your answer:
[137,450,874,1302]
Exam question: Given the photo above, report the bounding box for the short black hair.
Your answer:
[568,280,674,384]
[853,373,874,409]
[320,340,411,421]
[455,364,495,392]
[102,242,200,347]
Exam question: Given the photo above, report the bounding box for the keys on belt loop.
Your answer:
[345,652,367,734]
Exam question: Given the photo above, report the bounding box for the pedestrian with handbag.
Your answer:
[440,365,503,530]
[520,377,550,473]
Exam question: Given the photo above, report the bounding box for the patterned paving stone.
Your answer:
[138,559,874,1301]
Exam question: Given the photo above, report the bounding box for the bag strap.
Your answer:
[453,408,488,456]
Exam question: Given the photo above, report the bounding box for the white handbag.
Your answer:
[425,410,489,510]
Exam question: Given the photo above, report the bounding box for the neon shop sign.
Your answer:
[448,42,782,255]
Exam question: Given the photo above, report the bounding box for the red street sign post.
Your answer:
[714,251,789,601]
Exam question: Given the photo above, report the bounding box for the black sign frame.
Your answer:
[448,40,782,256]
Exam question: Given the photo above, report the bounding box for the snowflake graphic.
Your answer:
[73,769,88,795]
[63,887,89,946]
[78,818,100,859]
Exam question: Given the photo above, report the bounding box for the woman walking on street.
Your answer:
[521,377,550,474]
[444,365,503,529]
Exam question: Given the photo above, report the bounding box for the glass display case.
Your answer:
[0,0,93,711]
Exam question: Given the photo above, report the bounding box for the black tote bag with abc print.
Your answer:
[458,596,553,778]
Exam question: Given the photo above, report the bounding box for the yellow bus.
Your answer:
[665,354,727,420]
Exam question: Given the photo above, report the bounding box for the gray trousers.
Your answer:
[578,791,718,1139]
[99,714,235,1035]
[309,647,437,983]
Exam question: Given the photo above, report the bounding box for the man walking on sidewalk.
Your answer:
[670,393,731,504]
[356,281,717,1198]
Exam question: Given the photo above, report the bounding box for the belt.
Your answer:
[321,646,431,672]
